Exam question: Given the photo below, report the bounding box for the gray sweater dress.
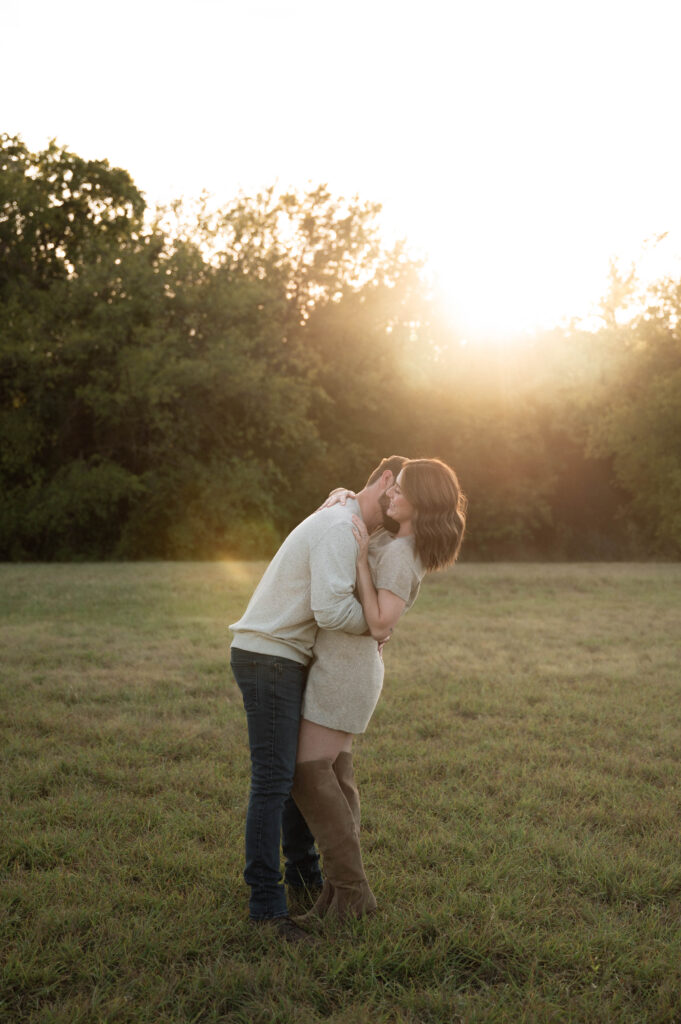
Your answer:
[301,529,424,734]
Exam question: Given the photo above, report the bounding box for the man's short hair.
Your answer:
[365,455,408,487]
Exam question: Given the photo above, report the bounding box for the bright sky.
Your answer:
[4,0,681,339]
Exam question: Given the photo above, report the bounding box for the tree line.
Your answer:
[1,134,680,560]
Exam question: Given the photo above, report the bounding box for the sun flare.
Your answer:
[424,231,608,345]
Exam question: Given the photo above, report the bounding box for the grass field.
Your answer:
[1,561,680,1024]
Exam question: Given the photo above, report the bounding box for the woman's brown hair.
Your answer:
[400,458,467,571]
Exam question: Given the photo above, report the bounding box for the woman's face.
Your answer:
[386,470,415,526]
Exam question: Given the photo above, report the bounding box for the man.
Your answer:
[229,455,406,942]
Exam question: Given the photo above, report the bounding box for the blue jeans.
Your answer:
[230,648,322,919]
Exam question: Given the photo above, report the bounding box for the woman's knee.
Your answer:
[296,718,353,763]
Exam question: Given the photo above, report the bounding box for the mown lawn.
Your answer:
[1,562,680,1023]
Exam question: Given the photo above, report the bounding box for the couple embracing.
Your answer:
[229,455,467,943]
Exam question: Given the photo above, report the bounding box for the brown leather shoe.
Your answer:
[250,915,317,944]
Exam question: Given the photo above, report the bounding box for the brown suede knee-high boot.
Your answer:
[291,753,359,924]
[291,758,376,921]
[333,751,360,831]
[327,751,371,919]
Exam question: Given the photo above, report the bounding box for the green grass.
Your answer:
[1,562,680,1023]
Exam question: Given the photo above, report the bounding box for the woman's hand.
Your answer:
[317,487,357,511]
[352,513,369,563]
[377,632,392,659]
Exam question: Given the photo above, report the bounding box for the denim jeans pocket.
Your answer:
[230,648,258,668]
[275,658,308,688]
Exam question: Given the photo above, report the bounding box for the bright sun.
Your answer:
[426,228,681,345]
[422,228,608,345]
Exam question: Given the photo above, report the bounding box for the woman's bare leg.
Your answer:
[296,717,353,763]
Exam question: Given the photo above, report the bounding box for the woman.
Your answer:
[291,458,467,922]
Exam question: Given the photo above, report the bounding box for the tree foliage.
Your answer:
[586,280,681,554]
[1,134,679,560]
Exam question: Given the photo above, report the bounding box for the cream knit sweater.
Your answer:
[229,499,368,665]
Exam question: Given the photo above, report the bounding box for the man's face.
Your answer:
[379,473,400,533]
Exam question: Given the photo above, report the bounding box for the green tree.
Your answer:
[9,134,673,562]
[2,146,411,559]
[0,135,153,557]
[587,280,681,555]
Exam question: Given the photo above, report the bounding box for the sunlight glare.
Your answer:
[217,560,261,585]
[425,232,606,345]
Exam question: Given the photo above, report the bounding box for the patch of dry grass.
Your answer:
[1,562,680,1023]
